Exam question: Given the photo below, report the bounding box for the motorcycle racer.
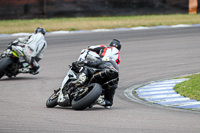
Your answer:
[78,39,121,65]
[70,57,119,108]
[2,27,47,75]
[75,39,121,108]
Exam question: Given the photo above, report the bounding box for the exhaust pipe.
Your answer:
[92,69,114,80]
[102,78,119,88]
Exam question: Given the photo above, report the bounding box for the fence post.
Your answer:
[189,0,198,14]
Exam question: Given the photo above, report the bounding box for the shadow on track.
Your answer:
[45,106,109,111]
[0,76,39,81]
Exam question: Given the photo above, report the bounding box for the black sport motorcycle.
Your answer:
[0,45,31,79]
[46,62,119,110]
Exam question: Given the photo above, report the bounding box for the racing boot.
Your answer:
[96,96,112,108]
[104,84,117,107]
[70,73,87,87]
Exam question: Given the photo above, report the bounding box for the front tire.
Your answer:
[72,83,102,110]
[46,92,58,108]
[0,57,13,79]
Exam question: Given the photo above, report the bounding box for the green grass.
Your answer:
[0,14,200,34]
[174,74,200,101]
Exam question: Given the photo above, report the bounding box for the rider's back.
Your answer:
[23,33,47,60]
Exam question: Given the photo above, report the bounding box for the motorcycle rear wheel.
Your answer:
[0,57,13,79]
[72,83,102,110]
[46,92,58,108]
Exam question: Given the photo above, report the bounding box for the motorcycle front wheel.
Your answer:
[72,83,102,110]
[0,57,13,79]
[46,92,59,108]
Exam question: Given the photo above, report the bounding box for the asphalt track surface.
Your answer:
[0,27,200,133]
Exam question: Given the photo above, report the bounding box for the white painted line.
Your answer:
[130,27,152,30]
[141,94,181,99]
[137,87,174,91]
[92,29,114,32]
[137,90,175,95]
[167,102,200,107]
[150,79,187,85]
[171,24,191,28]
[11,33,32,36]
[148,97,188,103]
[144,84,176,87]
[156,98,190,103]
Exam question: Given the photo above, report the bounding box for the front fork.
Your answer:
[57,87,71,106]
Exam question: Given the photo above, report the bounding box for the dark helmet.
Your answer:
[109,39,121,51]
[35,27,46,35]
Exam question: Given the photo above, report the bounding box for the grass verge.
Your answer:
[174,73,200,101]
[0,14,200,34]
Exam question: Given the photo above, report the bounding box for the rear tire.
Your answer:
[72,83,102,110]
[46,93,58,108]
[0,57,13,79]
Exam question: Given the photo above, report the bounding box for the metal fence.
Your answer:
[0,0,198,19]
